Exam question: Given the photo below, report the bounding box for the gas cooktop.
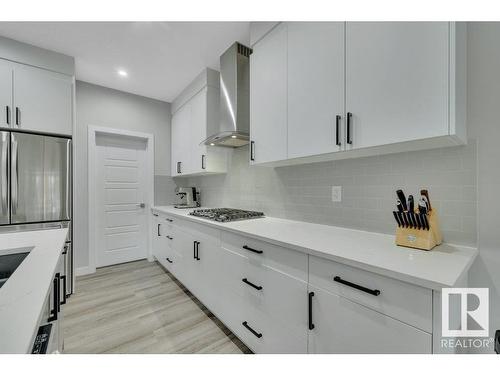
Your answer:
[189,208,265,222]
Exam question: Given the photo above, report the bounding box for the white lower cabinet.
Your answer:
[152,212,436,354]
[307,286,432,353]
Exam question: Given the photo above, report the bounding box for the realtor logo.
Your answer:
[442,288,489,337]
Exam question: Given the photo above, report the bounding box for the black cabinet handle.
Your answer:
[157,223,161,237]
[201,154,206,169]
[153,213,159,217]
[333,276,380,296]
[242,321,262,338]
[193,241,197,259]
[5,106,9,125]
[195,241,200,260]
[166,257,173,264]
[335,115,341,146]
[166,235,173,240]
[62,245,68,255]
[48,275,59,322]
[166,218,173,222]
[60,275,67,305]
[242,278,263,291]
[250,141,255,161]
[177,161,181,174]
[308,292,315,330]
[346,112,353,145]
[15,107,20,126]
[242,245,263,254]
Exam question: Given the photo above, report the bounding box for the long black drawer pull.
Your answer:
[346,112,353,144]
[333,276,381,296]
[48,276,59,322]
[60,275,67,305]
[193,241,197,259]
[242,278,263,291]
[242,321,262,338]
[335,115,341,146]
[166,258,173,264]
[166,236,173,240]
[157,223,161,237]
[308,292,315,330]
[242,245,263,254]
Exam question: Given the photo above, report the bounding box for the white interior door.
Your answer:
[94,133,149,267]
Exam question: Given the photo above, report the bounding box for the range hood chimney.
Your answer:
[202,42,252,147]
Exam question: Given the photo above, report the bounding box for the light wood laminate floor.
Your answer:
[62,260,251,354]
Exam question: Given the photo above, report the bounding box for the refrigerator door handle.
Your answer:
[64,140,71,220]
[11,135,18,215]
[1,133,8,215]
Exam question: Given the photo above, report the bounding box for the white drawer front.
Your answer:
[221,231,307,282]
[308,286,432,354]
[223,288,308,354]
[309,256,432,333]
[217,246,308,338]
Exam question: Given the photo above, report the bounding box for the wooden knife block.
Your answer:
[395,209,442,251]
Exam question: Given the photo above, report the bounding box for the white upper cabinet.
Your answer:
[249,22,466,167]
[0,60,12,128]
[170,69,228,177]
[13,63,73,135]
[250,23,288,165]
[171,102,192,175]
[345,22,450,150]
[287,22,345,159]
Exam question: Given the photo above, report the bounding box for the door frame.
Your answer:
[88,125,154,273]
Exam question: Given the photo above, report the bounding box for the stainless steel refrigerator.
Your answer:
[0,130,73,296]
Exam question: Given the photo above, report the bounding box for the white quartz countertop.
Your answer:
[0,228,68,353]
[153,206,478,290]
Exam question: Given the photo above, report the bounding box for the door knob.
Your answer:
[137,203,145,208]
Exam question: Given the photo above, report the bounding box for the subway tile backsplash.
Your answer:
[175,140,477,247]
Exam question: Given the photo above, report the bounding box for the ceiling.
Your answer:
[0,22,250,102]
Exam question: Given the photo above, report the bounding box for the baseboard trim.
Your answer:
[75,266,95,276]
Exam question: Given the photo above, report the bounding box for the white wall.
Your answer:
[74,81,175,272]
[467,23,500,351]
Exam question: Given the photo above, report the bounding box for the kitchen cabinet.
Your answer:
[307,285,432,353]
[171,103,191,175]
[287,22,344,158]
[151,214,166,263]
[345,22,450,150]
[0,60,12,128]
[171,69,228,177]
[249,22,287,165]
[249,22,466,167]
[0,59,73,135]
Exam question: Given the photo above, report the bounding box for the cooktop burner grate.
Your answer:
[189,208,265,222]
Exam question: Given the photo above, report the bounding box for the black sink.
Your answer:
[0,250,30,288]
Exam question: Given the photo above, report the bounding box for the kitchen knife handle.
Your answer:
[414,213,422,230]
[397,212,405,228]
[346,112,353,145]
[393,211,401,227]
[406,212,413,228]
[420,189,432,211]
[420,213,429,230]
[408,195,414,212]
[335,115,341,146]
[396,190,407,211]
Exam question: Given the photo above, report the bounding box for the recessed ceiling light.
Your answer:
[231,135,237,139]
[210,143,215,146]
[117,69,128,77]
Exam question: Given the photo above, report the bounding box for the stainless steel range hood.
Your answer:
[202,42,252,148]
